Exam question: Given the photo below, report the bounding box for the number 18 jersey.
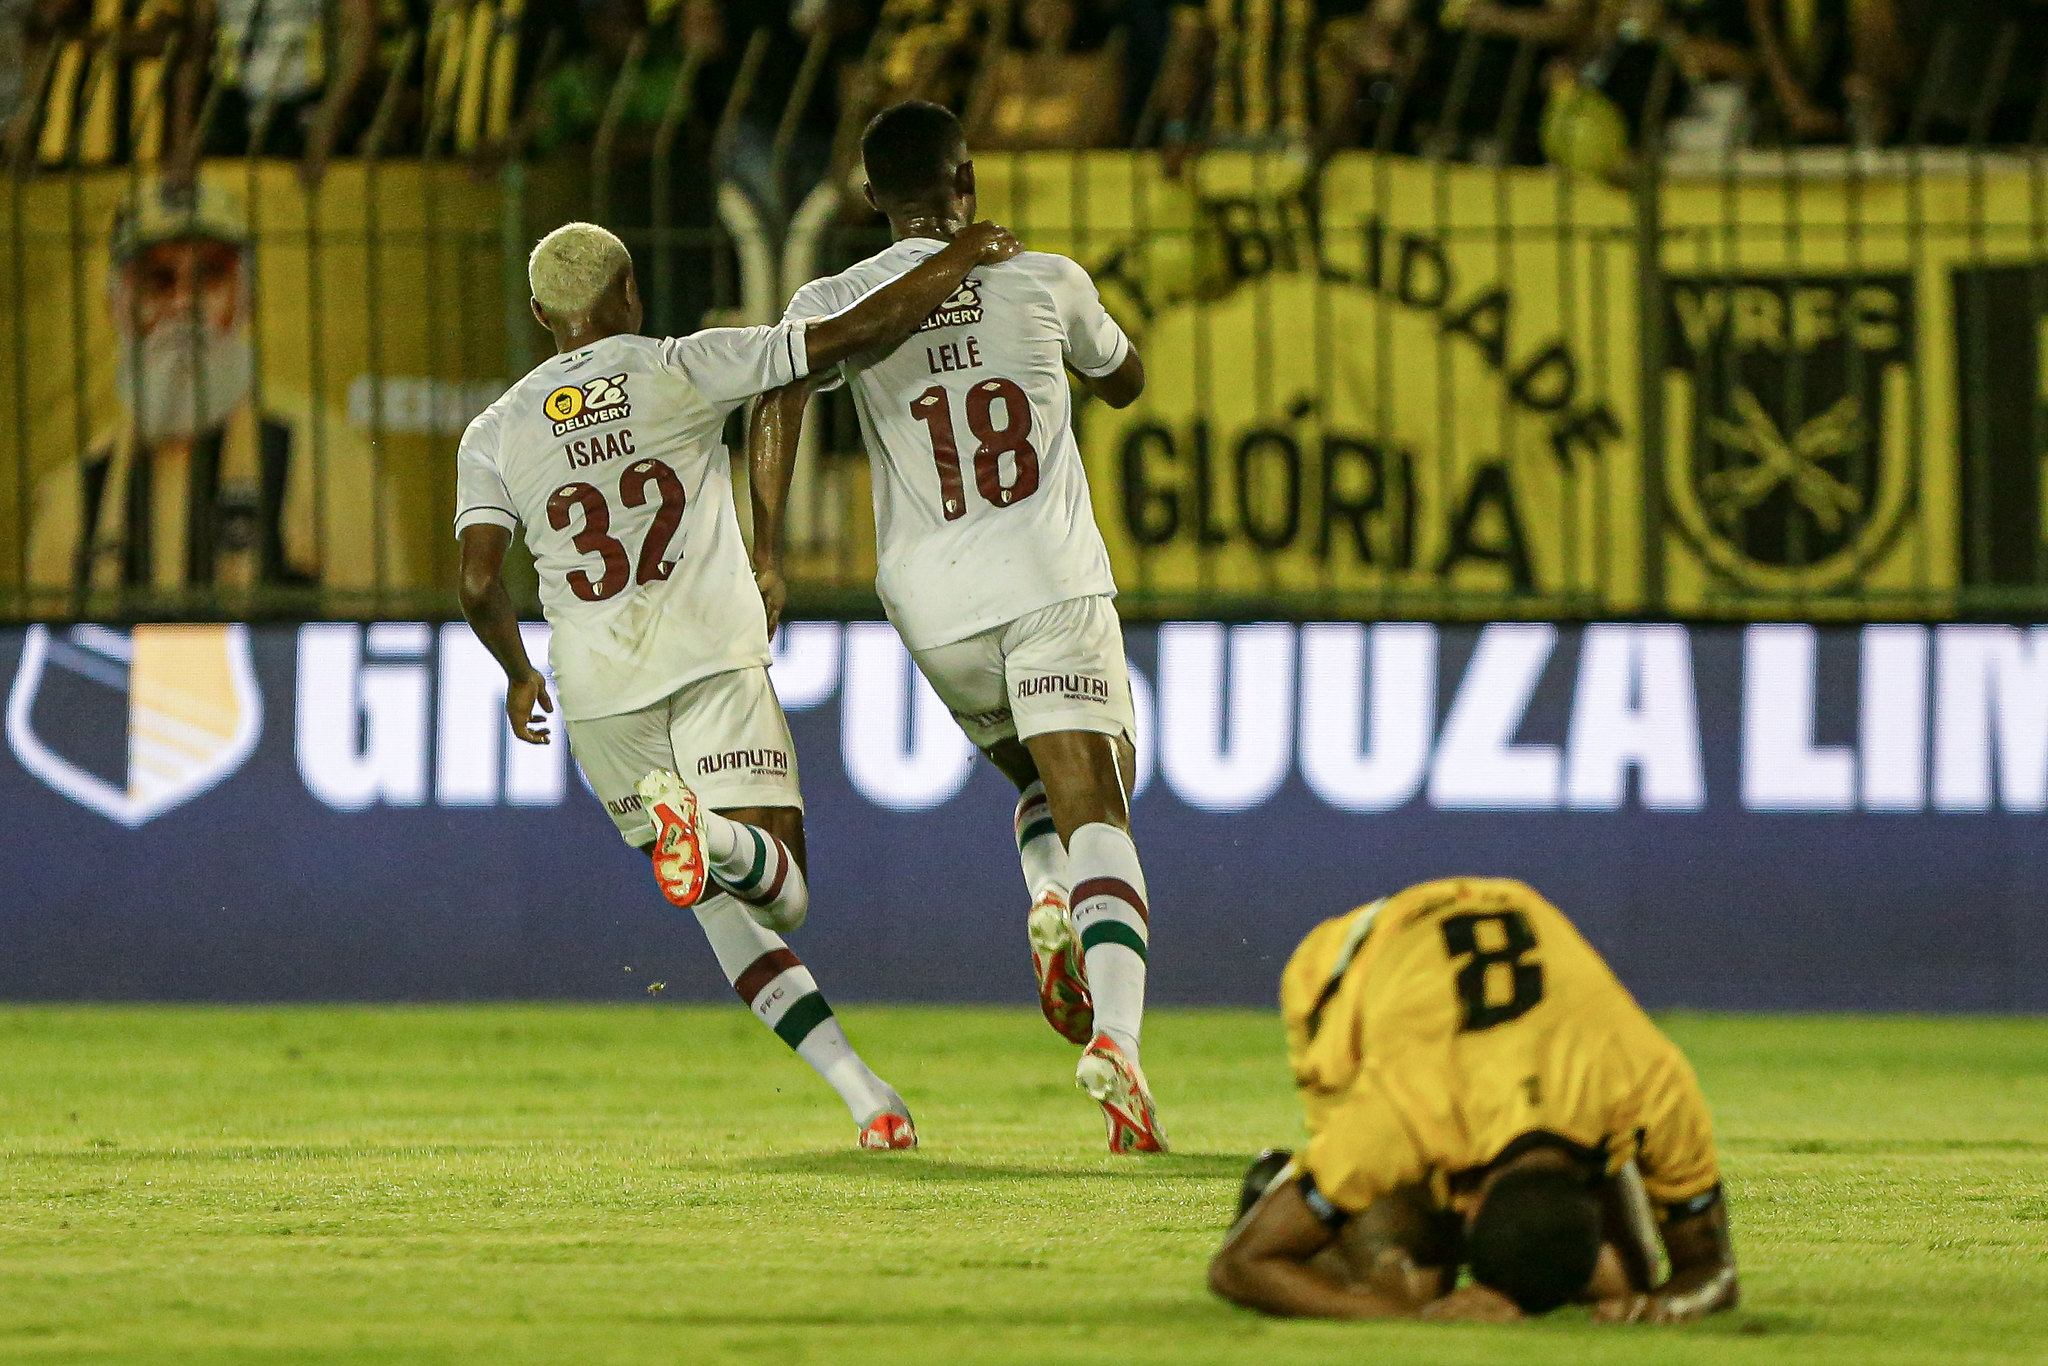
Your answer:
[454,324,811,720]
[783,241,1129,650]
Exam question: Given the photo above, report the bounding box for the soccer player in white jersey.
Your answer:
[748,102,1162,1153]
[454,218,1020,1150]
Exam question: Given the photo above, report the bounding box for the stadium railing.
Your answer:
[3,15,2046,625]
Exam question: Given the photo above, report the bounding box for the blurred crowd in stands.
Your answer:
[2,0,2044,192]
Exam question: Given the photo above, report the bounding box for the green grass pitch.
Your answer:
[1,1006,2044,1364]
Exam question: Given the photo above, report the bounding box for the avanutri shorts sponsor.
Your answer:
[567,665,803,846]
[909,594,1136,751]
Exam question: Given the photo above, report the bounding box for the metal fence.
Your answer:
[4,17,2047,624]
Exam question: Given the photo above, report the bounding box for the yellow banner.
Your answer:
[0,161,538,614]
[5,151,2042,619]
[974,148,2047,616]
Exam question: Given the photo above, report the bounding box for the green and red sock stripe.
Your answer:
[1073,875,1148,960]
[723,826,791,907]
[1014,788,1057,853]
[732,947,834,1049]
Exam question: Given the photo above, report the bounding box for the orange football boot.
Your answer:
[637,770,709,908]
[1027,890,1095,1045]
[858,1110,919,1150]
[1075,1034,1168,1154]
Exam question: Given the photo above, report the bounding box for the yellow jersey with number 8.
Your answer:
[1282,878,1720,1218]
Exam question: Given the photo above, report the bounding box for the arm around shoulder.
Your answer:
[804,224,1023,371]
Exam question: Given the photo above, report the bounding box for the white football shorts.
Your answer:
[909,593,1136,751]
[567,665,803,846]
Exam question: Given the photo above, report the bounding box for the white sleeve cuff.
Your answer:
[789,319,811,381]
[453,505,519,539]
[1074,327,1131,379]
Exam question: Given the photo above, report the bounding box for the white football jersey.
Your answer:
[783,241,1128,650]
[454,324,811,720]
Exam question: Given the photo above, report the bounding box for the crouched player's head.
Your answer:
[1464,1158,1603,1315]
[1224,1145,1602,1317]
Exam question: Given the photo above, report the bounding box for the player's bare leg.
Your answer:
[637,777,915,1150]
[1023,728,1165,1153]
[985,738,1092,1045]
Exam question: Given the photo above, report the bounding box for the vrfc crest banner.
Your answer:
[964,148,2029,616]
[1663,273,1916,594]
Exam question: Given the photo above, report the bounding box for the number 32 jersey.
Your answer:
[1282,878,1722,1219]
[783,241,1130,650]
[454,325,811,719]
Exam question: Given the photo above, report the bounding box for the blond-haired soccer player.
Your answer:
[455,219,1019,1149]
[1211,878,1738,1322]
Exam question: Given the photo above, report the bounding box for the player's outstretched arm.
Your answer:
[1594,1199,1738,1324]
[803,222,1022,371]
[1210,1177,1437,1319]
[746,375,829,636]
[457,524,553,745]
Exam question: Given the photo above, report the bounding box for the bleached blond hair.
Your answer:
[528,222,632,316]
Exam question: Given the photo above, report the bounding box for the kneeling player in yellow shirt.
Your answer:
[1209,878,1738,1322]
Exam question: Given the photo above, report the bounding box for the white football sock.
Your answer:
[692,892,899,1123]
[1068,822,1149,1063]
[698,811,809,933]
[1013,781,1070,902]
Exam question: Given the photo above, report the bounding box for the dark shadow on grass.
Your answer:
[4,1142,501,1164]
[736,1151,1253,1182]
[1707,1312,1815,1337]
[617,1304,1807,1337]
[1736,1138,2048,1155]
[618,1301,1235,1331]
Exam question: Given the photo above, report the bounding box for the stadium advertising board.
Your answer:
[4,620,2044,1011]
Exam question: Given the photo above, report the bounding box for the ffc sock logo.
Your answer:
[6,624,262,826]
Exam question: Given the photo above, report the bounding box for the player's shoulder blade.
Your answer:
[1011,248,1095,290]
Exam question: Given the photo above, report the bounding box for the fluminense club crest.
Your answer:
[1664,274,1915,592]
[6,624,262,827]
